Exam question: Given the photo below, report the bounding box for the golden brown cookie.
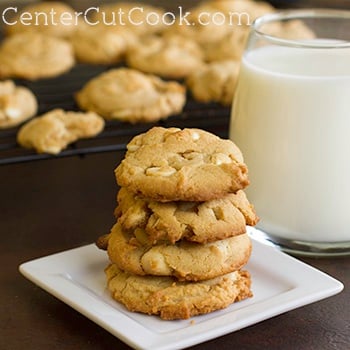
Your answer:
[125,34,204,79]
[89,2,166,35]
[105,263,252,320]
[115,127,249,202]
[202,26,250,62]
[17,109,104,154]
[0,33,75,80]
[115,187,258,244]
[0,80,38,129]
[71,24,136,65]
[106,223,252,281]
[75,68,186,123]
[186,60,240,106]
[4,1,78,38]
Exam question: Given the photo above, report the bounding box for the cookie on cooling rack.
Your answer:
[0,80,38,129]
[125,34,204,79]
[105,263,252,320]
[17,109,104,154]
[115,187,258,244]
[105,223,252,281]
[186,60,240,106]
[75,68,186,123]
[115,127,249,202]
[71,24,136,65]
[0,33,75,80]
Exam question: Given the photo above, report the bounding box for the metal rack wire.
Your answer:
[0,64,231,165]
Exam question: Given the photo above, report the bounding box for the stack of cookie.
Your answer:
[97,127,258,320]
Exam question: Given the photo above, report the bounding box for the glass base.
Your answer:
[248,228,350,257]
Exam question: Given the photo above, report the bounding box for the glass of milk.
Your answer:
[230,9,350,256]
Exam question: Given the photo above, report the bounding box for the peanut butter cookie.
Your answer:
[105,263,252,320]
[187,60,240,106]
[71,24,136,65]
[17,109,104,154]
[115,127,249,202]
[0,33,75,80]
[115,187,258,244]
[0,80,38,129]
[106,223,252,281]
[126,34,204,79]
[75,68,186,123]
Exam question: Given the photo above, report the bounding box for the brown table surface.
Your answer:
[1,1,350,349]
[1,151,349,350]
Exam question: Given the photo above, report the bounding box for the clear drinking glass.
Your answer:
[230,9,350,257]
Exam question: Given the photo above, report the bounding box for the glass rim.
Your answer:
[252,8,350,49]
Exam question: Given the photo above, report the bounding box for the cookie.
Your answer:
[106,223,252,281]
[75,68,186,123]
[71,24,136,65]
[105,263,252,320]
[125,34,204,79]
[17,109,104,154]
[186,60,240,106]
[202,26,250,62]
[115,187,258,244]
[4,1,78,38]
[0,80,38,129]
[0,33,75,80]
[115,127,249,202]
[90,2,166,35]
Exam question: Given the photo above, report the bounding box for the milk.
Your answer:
[230,45,350,242]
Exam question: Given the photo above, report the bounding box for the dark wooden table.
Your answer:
[1,151,349,350]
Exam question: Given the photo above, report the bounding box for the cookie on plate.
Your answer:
[125,34,204,79]
[0,33,75,80]
[0,80,38,129]
[115,127,249,202]
[105,263,252,320]
[75,68,186,123]
[106,223,252,281]
[115,187,258,244]
[4,1,78,38]
[17,109,104,154]
[71,24,136,65]
[187,60,240,106]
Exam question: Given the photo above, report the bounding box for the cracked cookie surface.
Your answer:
[106,223,252,281]
[115,127,249,201]
[105,263,252,320]
[115,187,258,244]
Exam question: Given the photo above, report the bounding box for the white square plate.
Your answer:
[19,234,343,350]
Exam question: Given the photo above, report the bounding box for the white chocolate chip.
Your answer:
[5,108,21,119]
[191,131,200,141]
[127,144,140,152]
[212,153,232,165]
[146,166,176,177]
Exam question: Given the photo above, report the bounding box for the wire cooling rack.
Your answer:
[0,63,231,165]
